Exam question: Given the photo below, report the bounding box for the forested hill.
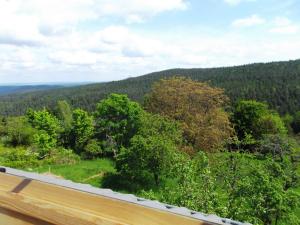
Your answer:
[0,59,299,116]
[0,85,63,96]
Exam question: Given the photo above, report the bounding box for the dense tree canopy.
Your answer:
[116,113,182,186]
[0,76,299,225]
[291,111,300,134]
[232,100,287,143]
[145,77,232,152]
[95,94,143,156]
[0,59,299,117]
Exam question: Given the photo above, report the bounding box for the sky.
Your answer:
[0,0,299,84]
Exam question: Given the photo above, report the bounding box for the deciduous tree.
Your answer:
[95,94,143,156]
[145,77,232,152]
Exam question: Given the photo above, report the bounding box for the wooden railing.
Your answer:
[0,167,248,225]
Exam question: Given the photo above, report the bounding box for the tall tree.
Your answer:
[54,100,73,130]
[95,94,143,157]
[116,113,182,186]
[145,77,232,152]
[70,109,94,154]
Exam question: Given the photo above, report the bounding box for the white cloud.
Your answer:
[0,0,299,83]
[232,14,265,27]
[269,17,299,34]
[0,0,188,46]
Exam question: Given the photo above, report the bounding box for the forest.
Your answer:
[0,59,299,116]
[0,77,300,225]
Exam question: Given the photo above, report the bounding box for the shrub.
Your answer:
[82,139,103,159]
[0,148,39,169]
[44,148,80,165]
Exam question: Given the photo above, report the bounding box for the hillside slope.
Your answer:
[0,59,299,116]
[0,85,64,96]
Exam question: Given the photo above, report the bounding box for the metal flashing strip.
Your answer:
[0,166,251,225]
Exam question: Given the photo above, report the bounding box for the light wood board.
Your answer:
[0,173,211,225]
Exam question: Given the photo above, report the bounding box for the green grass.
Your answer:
[29,159,116,187]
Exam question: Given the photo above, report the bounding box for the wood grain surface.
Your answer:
[0,173,210,225]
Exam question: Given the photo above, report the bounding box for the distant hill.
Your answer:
[0,85,64,96]
[0,59,299,116]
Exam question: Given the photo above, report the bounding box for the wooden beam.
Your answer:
[0,173,209,225]
[0,208,52,225]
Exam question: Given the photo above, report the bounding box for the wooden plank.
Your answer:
[0,173,208,225]
[0,207,52,225]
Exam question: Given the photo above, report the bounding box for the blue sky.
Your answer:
[0,0,299,84]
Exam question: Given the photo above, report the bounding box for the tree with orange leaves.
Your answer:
[145,77,232,152]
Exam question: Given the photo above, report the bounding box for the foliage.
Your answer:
[232,100,287,142]
[256,135,292,160]
[282,114,294,134]
[159,152,221,214]
[83,139,103,159]
[33,131,57,157]
[95,94,143,156]
[0,74,299,225]
[43,147,80,165]
[256,113,287,137]
[1,59,300,117]
[215,153,300,225]
[54,101,73,146]
[117,135,176,187]
[145,77,232,152]
[54,100,73,129]
[5,117,37,147]
[70,109,94,154]
[231,162,299,225]
[292,111,300,134]
[0,147,39,168]
[116,113,182,186]
[27,108,61,137]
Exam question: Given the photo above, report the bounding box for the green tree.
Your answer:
[27,108,61,139]
[5,117,36,147]
[282,114,294,134]
[70,109,94,154]
[160,152,221,214]
[26,109,61,154]
[33,131,57,157]
[218,154,300,225]
[83,139,103,159]
[54,100,73,130]
[95,94,143,157]
[232,100,287,141]
[233,164,299,225]
[116,113,182,186]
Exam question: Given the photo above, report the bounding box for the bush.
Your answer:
[44,148,80,165]
[82,139,103,159]
[0,148,39,169]
[256,135,292,160]
[256,113,287,137]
